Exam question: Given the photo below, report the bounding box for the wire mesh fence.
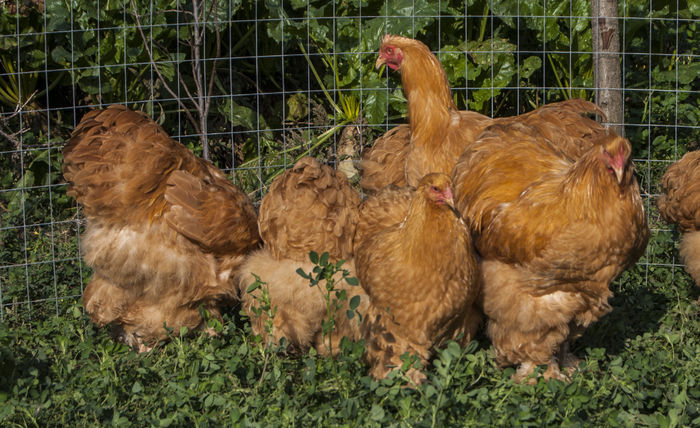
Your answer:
[0,0,698,323]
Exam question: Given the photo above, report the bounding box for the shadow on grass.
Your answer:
[0,326,51,395]
[574,284,671,357]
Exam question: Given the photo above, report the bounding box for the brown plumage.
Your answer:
[658,151,700,291]
[353,184,414,250]
[453,124,649,382]
[238,156,368,356]
[495,99,608,160]
[63,105,261,351]
[358,124,411,193]
[256,156,360,262]
[355,173,481,384]
[360,35,607,194]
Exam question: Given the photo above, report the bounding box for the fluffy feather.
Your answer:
[354,184,414,250]
[355,173,481,384]
[63,105,261,351]
[238,248,365,355]
[453,124,649,382]
[658,151,700,290]
[257,156,360,262]
[497,99,607,160]
[238,156,367,356]
[358,124,411,193]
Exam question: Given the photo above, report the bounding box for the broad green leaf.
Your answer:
[369,404,385,421]
[319,251,329,266]
[309,251,319,264]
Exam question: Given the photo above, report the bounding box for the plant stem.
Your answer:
[297,41,343,116]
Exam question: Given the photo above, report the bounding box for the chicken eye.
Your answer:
[430,185,439,192]
[386,47,393,55]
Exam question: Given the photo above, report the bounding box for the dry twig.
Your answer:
[129,0,222,159]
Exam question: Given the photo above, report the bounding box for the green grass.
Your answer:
[1,262,699,427]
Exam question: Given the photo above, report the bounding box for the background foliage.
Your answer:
[0,0,699,425]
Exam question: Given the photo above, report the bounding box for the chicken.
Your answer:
[238,156,368,356]
[366,35,491,189]
[657,151,700,293]
[62,105,261,351]
[452,124,649,382]
[361,35,607,193]
[355,173,481,384]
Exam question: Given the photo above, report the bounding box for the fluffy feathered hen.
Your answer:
[238,156,368,356]
[360,35,607,193]
[355,173,481,384]
[658,151,700,293]
[453,124,649,382]
[357,35,491,191]
[63,105,261,351]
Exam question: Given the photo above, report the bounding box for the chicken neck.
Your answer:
[401,51,457,148]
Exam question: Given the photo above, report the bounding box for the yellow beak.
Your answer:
[375,55,386,69]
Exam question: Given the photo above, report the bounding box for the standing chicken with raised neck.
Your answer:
[374,35,491,187]
[453,125,649,383]
[355,173,481,385]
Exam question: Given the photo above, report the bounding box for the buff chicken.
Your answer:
[360,35,491,191]
[658,151,700,296]
[355,173,481,384]
[360,34,608,194]
[62,105,261,351]
[237,156,368,356]
[452,124,649,383]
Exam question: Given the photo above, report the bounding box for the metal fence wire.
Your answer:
[0,1,698,322]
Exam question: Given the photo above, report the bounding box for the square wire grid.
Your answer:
[0,0,697,321]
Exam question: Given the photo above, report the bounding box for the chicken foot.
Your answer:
[513,359,568,384]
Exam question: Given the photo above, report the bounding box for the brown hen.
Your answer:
[360,35,607,194]
[238,156,368,356]
[63,105,261,351]
[452,124,649,383]
[355,173,481,384]
[658,151,700,292]
[366,35,491,189]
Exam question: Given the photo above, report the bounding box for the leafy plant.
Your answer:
[243,273,286,389]
[296,251,361,355]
